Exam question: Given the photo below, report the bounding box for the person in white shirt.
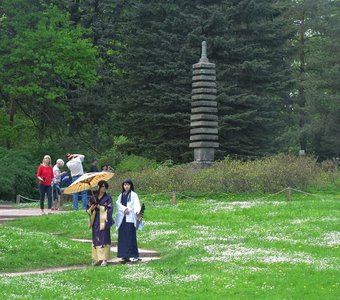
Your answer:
[66,153,87,210]
[52,159,66,210]
[116,179,142,263]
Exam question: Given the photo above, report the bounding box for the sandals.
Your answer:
[101,261,108,267]
[92,260,103,266]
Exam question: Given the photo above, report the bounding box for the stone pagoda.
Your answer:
[189,41,219,164]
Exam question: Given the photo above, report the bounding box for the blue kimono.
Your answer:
[116,191,141,259]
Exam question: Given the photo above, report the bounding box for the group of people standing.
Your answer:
[36,153,106,212]
[36,154,143,265]
[36,155,66,213]
[87,178,142,266]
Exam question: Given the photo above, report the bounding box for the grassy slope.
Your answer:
[0,188,339,299]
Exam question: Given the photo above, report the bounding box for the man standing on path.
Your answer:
[66,153,87,210]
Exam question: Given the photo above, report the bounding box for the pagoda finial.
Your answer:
[199,41,209,63]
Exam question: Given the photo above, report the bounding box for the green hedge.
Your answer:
[110,154,326,194]
[116,155,158,172]
[0,148,37,201]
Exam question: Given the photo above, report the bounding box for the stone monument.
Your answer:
[189,41,219,164]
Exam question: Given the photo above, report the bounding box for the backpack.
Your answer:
[61,173,71,187]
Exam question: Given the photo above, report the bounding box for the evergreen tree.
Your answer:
[63,0,129,154]
[305,0,340,159]
[289,0,340,159]
[204,0,295,157]
[111,0,195,162]
[110,0,295,161]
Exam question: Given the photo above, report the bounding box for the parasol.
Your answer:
[63,172,114,195]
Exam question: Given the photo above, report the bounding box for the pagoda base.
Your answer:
[193,148,215,163]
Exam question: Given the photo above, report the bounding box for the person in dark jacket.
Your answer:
[89,158,99,172]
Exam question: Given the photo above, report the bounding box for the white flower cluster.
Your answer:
[201,199,286,213]
[192,243,339,270]
[121,265,201,286]
[291,216,339,225]
[143,221,173,226]
[174,236,245,249]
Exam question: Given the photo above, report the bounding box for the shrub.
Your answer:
[321,160,337,172]
[109,154,327,194]
[99,135,130,168]
[116,155,158,172]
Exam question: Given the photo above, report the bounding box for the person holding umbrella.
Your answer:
[116,179,142,263]
[87,180,114,266]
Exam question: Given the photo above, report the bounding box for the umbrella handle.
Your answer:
[90,190,96,203]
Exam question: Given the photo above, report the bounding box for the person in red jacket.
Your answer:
[36,155,54,214]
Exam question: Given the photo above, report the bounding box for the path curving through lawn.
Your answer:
[0,205,160,277]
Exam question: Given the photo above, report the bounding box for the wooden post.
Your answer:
[287,187,291,202]
[172,191,177,205]
[16,195,20,204]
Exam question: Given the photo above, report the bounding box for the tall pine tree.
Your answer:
[111,1,194,162]
[289,0,340,159]
[110,0,295,161]
[304,0,340,159]
[62,0,129,154]
[203,0,295,157]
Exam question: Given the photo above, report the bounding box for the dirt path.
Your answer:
[0,205,63,224]
[0,247,160,277]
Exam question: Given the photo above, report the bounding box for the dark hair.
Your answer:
[121,178,134,193]
[98,180,109,189]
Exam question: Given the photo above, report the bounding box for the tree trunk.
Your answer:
[6,98,16,149]
[298,10,307,152]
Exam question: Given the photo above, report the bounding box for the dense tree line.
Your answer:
[0,0,339,165]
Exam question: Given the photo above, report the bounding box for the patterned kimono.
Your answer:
[87,193,114,261]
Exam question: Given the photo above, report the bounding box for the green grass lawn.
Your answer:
[0,189,339,299]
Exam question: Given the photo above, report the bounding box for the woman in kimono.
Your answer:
[87,180,114,266]
[116,179,141,262]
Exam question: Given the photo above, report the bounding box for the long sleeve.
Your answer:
[87,195,94,213]
[133,193,141,214]
[105,196,114,229]
[116,194,125,229]
[36,165,42,179]
[36,165,53,185]
[87,196,96,228]
[116,195,127,213]
[74,154,85,162]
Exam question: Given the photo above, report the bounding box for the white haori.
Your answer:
[116,191,143,230]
